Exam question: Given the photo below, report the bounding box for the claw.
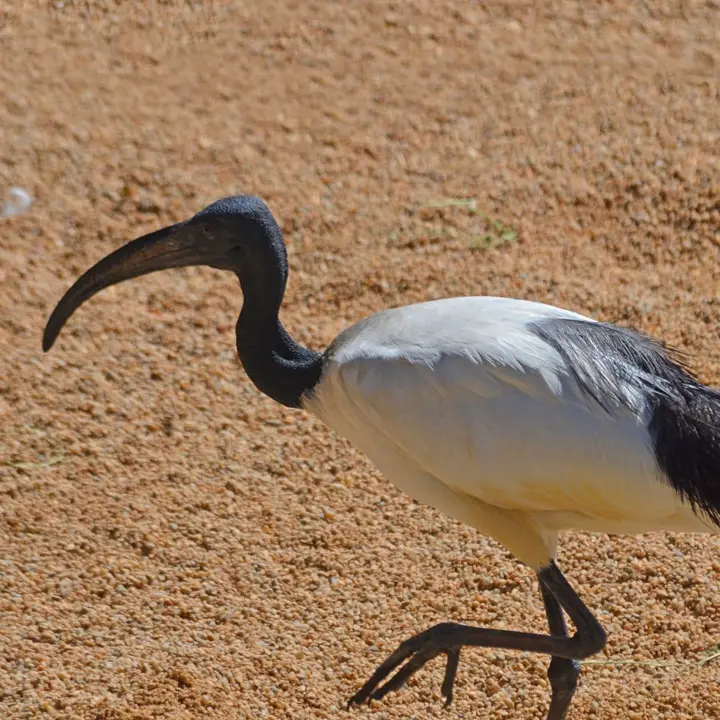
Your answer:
[348,625,464,709]
[441,647,460,706]
[346,686,372,708]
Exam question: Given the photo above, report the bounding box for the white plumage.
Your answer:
[305,296,715,569]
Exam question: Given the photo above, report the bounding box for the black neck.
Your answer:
[232,242,323,409]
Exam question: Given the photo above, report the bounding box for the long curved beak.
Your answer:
[42,219,226,352]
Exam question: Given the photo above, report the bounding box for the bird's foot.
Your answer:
[347,622,463,709]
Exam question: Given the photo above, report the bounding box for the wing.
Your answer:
[309,301,708,534]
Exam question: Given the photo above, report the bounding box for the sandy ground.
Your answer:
[1,1,719,718]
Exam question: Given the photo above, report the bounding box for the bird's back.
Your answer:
[305,297,719,563]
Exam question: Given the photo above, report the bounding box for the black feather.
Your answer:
[532,318,720,528]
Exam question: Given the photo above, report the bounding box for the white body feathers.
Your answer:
[304,297,713,568]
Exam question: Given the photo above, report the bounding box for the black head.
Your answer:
[193,195,285,253]
[42,195,286,352]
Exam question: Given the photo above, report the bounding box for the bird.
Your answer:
[42,195,720,720]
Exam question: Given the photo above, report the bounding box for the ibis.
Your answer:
[42,196,720,720]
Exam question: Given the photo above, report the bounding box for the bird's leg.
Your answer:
[539,575,581,720]
[347,560,605,710]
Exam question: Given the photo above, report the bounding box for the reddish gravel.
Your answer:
[1,2,719,719]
